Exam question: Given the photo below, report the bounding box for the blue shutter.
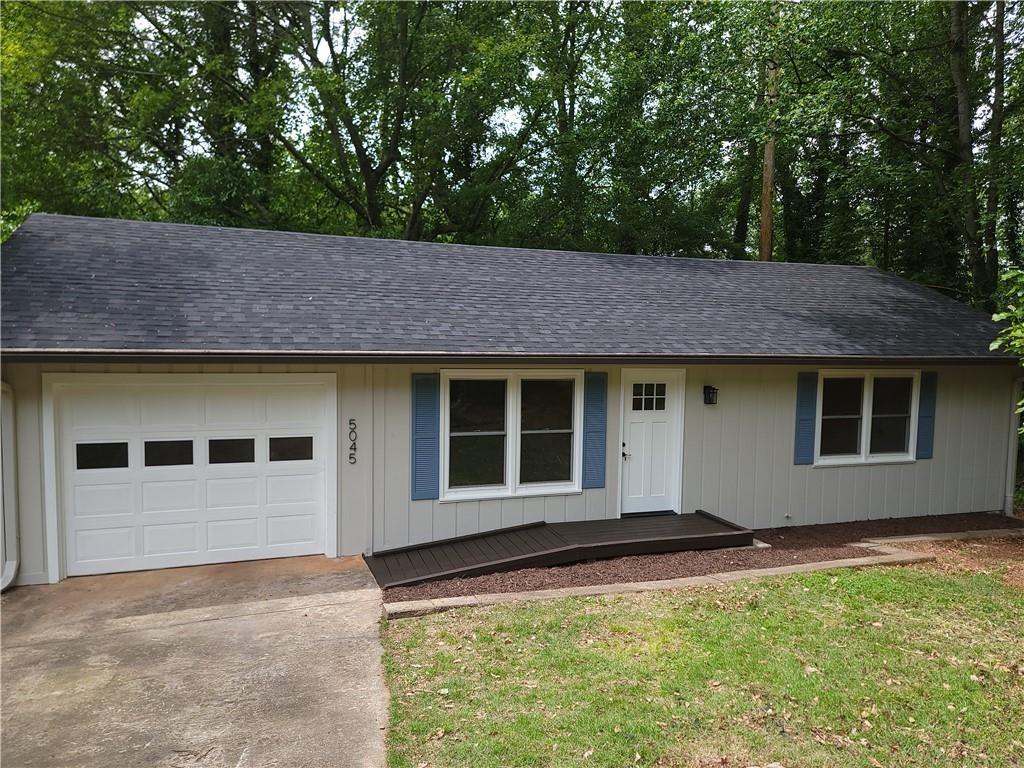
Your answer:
[410,373,440,500]
[794,372,818,465]
[581,372,608,489]
[916,372,938,459]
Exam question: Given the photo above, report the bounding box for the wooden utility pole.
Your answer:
[758,8,779,262]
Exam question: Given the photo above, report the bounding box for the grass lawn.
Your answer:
[382,562,1024,768]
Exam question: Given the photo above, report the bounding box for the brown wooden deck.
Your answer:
[365,510,753,587]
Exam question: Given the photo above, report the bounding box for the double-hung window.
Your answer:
[816,371,919,465]
[447,378,508,488]
[441,370,584,501]
[520,379,575,483]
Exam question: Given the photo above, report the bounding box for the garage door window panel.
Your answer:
[269,436,313,462]
[144,440,194,467]
[209,438,256,464]
[76,442,129,470]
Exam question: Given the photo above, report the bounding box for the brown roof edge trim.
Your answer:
[0,350,1017,367]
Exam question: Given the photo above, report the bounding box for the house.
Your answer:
[0,213,1017,585]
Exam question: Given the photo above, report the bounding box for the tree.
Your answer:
[950,1,988,307]
[1,0,1020,311]
[991,268,1024,431]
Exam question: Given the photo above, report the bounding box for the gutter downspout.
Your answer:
[1004,377,1023,518]
[1,383,19,590]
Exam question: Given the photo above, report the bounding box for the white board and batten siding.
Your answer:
[0,361,1016,584]
[364,363,1015,549]
[368,365,621,553]
[681,365,1015,531]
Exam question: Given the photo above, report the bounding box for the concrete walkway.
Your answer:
[1,556,387,768]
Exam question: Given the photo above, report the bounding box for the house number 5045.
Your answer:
[348,418,358,464]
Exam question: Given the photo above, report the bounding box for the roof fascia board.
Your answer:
[0,350,1016,367]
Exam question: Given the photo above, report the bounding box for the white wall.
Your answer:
[1,360,1016,583]
[682,365,1016,529]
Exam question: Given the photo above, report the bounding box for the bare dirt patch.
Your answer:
[384,512,1021,602]
[899,536,1024,589]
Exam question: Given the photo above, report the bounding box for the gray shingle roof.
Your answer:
[0,213,1008,361]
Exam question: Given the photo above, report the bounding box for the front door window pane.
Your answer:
[632,382,666,411]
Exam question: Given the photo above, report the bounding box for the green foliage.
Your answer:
[1,1,1018,305]
[0,200,39,243]
[992,268,1024,356]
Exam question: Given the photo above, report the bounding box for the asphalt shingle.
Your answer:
[0,213,1007,361]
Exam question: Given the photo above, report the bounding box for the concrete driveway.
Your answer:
[1,556,387,768]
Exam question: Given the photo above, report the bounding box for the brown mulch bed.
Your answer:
[384,512,1023,602]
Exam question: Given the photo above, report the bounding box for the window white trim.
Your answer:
[814,369,920,467]
[439,369,585,502]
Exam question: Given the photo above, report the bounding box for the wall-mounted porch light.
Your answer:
[703,385,719,405]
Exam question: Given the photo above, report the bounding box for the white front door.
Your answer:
[55,374,336,576]
[620,369,684,515]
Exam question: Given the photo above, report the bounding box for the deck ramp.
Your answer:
[365,511,753,587]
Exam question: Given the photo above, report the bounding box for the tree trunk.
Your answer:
[245,3,277,179]
[983,1,1005,290]
[949,1,988,307]
[1007,190,1022,267]
[548,1,585,248]
[200,1,236,160]
[777,149,802,263]
[733,138,758,253]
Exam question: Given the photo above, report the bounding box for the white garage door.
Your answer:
[56,374,336,576]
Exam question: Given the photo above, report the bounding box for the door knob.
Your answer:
[622,451,631,460]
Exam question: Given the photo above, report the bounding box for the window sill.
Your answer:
[813,455,916,468]
[439,484,583,504]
